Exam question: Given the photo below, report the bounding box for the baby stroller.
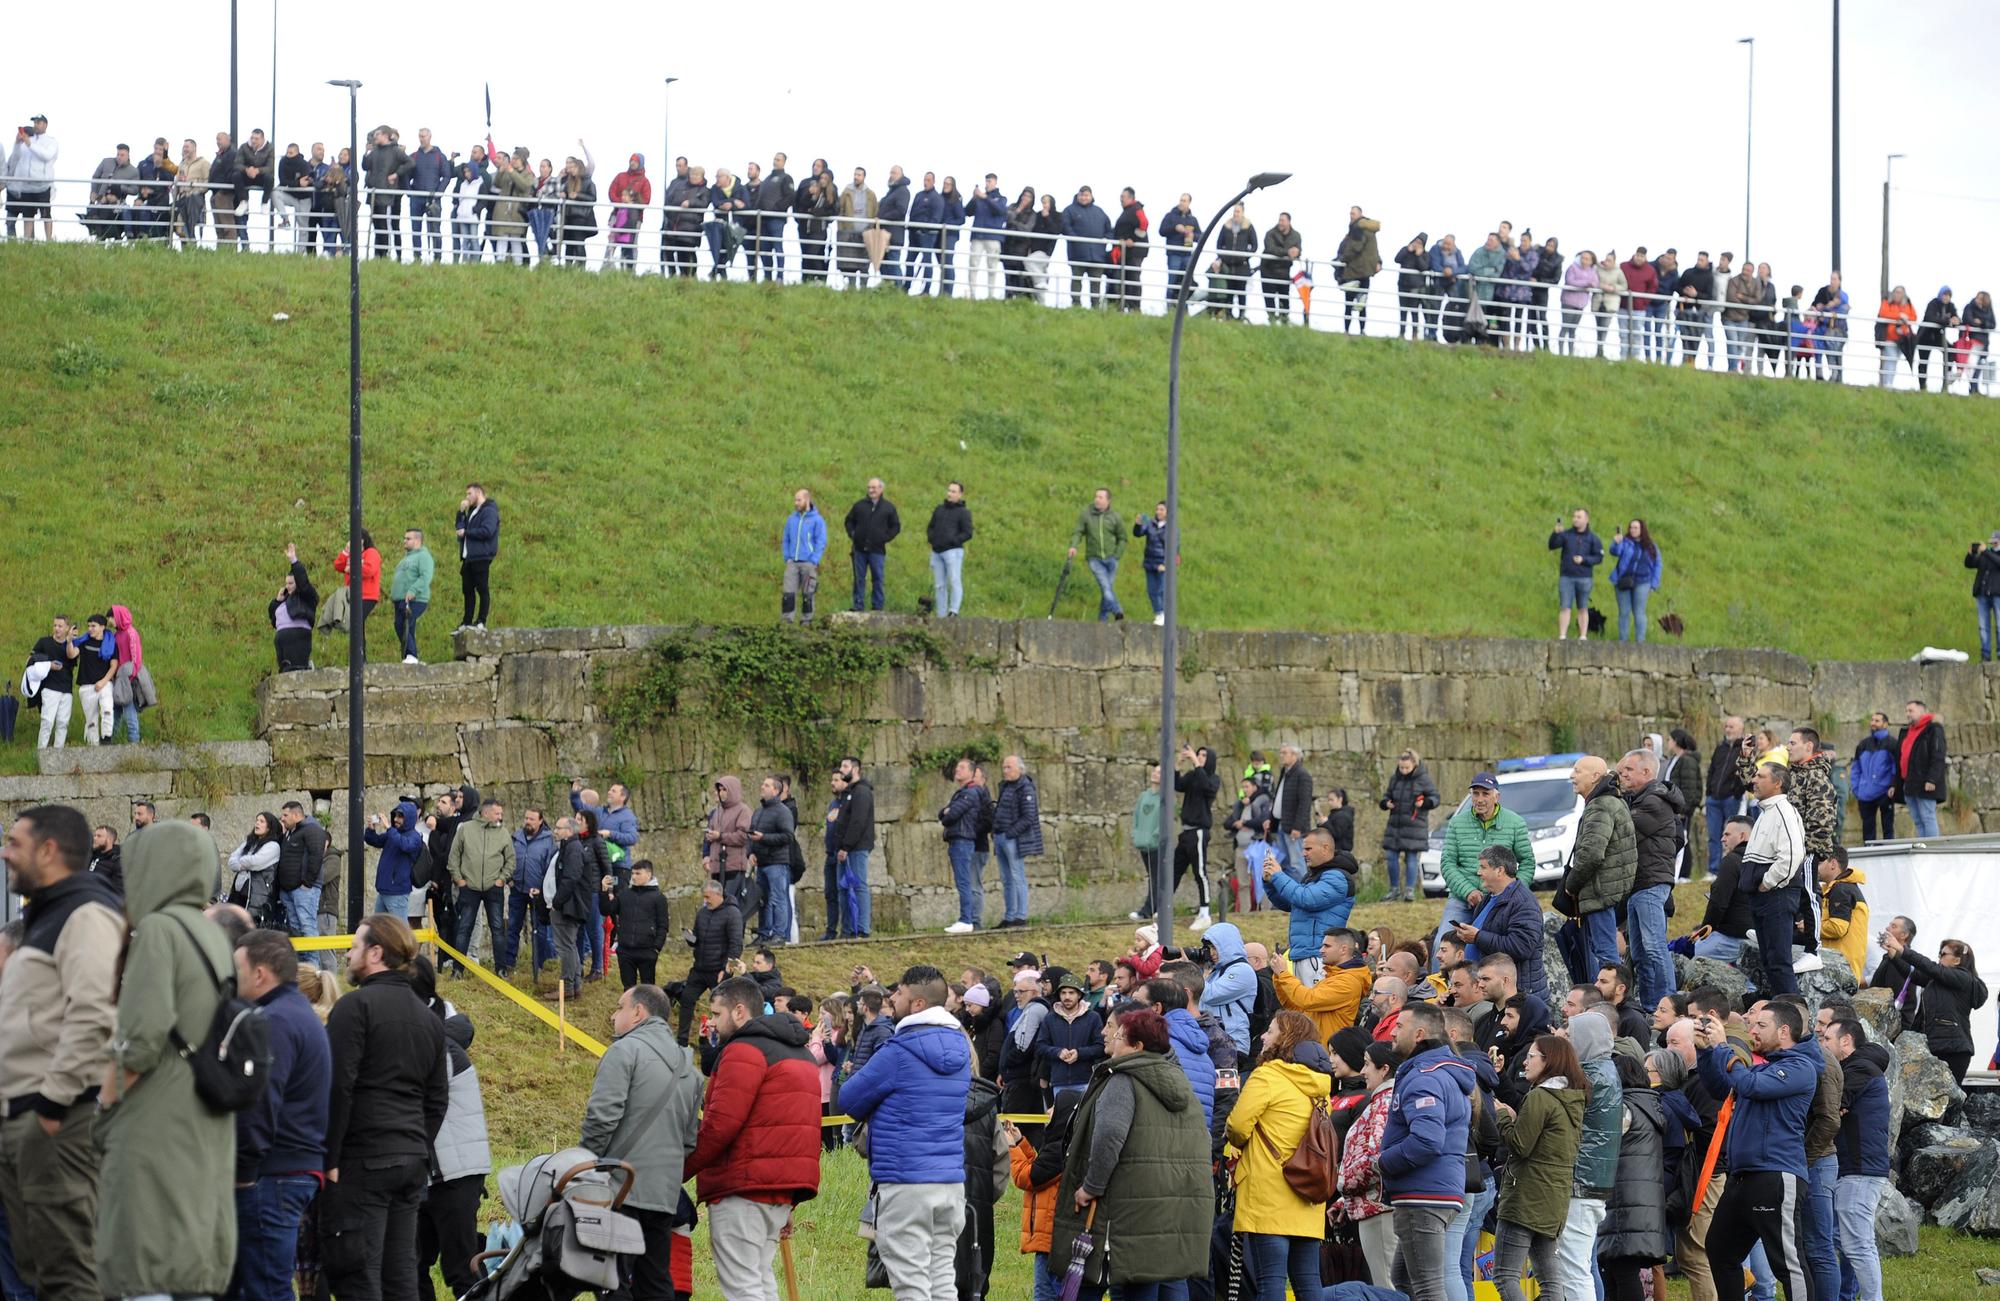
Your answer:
[462,1147,646,1301]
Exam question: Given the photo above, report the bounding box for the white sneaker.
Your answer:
[1153,613,1165,626]
[1127,911,1145,921]
[1190,909,1213,932]
[1793,951,1823,974]
[402,655,420,665]
[944,921,975,935]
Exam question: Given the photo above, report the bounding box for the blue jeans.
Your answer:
[756,215,787,279]
[851,550,887,610]
[1087,556,1123,619]
[394,598,426,658]
[995,833,1029,923]
[114,699,141,741]
[759,863,792,940]
[1835,1174,1886,1301]
[1032,1251,1061,1301]
[1272,831,1305,879]
[374,890,411,921]
[845,849,873,935]
[1906,794,1940,837]
[283,884,328,969]
[1384,848,1420,893]
[948,838,982,926]
[1979,595,2000,660]
[452,884,506,963]
[1805,1154,1841,1301]
[1144,564,1166,616]
[929,547,964,615]
[1166,249,1191,300]
[1446,1181,1496,1301]
[227,1173,320,1301]
[1747,1238,1776,1300]
[1704,795,1733,875]
[1615,583,1652,641]
[1625,882,1673,1011]
[1693,930,1745,962]
[0,1193,31,1301]
[504,887,554,971]
[1581,907,1620,974]
[1245,1232,1320,1301]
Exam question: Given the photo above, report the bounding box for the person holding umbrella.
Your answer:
[1049,1006,1212,1300]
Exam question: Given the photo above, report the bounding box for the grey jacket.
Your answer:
[434,1015,492,1183]
[582,1016,702,1212]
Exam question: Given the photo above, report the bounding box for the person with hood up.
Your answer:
[1598,1054,1670,1299]
[1695,1000,1823,1301]
[1199,921,1260,1063]
[410,958,492,1301]
[1379,749,1441,904]
[1134,977,1218,1134]
[1050,1006,1212,1298]
[1490,1033,1586,1301]
[703,775,754,913]
[363,798,425,920]
[685,975,821,1298]
[1820,1016,1891,1301]
[604,153,651,271]
[1226,1011,1334,1300]
[1548,1007,1621,1301]
[1335,205,1383,334]
[839,966,971,1299]
[1616,748,1685,1011]
[1261,831,1358,983]
[1394,231,1431,338]
[1035,973,1105,1099]
[105,604,146,741]
[1557,250,1598,355]
[1060,186,1114,308]
[1006,1089,1079,1300]
[95,821,238,1301]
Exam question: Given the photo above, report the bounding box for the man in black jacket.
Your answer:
[835,757,877,937]
[925,482,974,618]
[603,860,668,990]
[1266,743,1315,877]
[361,126,410,260]
[1692,816,1754,963]
[1704,715,1749,875]
[1895,699,1948,838]
[1173,744,1221,930]
[675,880,741,1046]
[277,800,330,963]
[844,478,901,613]
[1617,748,1685,1012]
[324,913,448,1301]
[88,824,124,896]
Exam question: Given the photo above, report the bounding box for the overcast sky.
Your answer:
[16,0,1999,304]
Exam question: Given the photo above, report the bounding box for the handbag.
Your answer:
[1256,1100,1340,1202]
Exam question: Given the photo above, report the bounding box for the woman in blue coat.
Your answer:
[1260,832,1358,983]
[1607,518,1663,643]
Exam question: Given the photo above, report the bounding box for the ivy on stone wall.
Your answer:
[599,624,951,779]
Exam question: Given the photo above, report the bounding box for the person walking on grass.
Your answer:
[390,528,434,665]
[454,483,498,633]
[1068,488,1126,622]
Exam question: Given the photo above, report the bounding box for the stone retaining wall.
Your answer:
[8,619,1999,931]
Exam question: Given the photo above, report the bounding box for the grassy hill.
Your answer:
[2,243,1990,761]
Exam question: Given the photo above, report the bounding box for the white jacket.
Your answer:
[7,133,59,192]
[1742,792,1805,891]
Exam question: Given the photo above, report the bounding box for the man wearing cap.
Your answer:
[7,116,59,240]
[1036,973,1104,1099]
[1435,772,1534,964]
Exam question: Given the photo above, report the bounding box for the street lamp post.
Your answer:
[1831,0,1843,273]
[1155,170,1290,949]
[661,77,678,273]
[328,77,365,929]
[1737,37,1754,261]
[1881,153,1904,301]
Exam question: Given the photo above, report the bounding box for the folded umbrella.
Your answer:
[1057,1202,1098,1301]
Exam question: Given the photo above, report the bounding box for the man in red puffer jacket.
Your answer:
[684,975,823,1297]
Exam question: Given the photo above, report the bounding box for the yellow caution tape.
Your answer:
[819,1113,1053,1127]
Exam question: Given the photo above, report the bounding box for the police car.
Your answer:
[1419,753,1585,896]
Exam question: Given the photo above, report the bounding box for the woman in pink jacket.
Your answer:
[1336,1041,1406,1285]
[1559,251,1599,356]
[109,604,145,742]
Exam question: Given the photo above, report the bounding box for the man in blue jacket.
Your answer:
[1847,711,1898,843]
[454,483,499,633]
[1452,847,1549,1006]
[505,809,555,978]
[1062,187,1113,308]
[840,965,971,1301]
[1260,830,1355,985]
[1821,1016,1891,1301]
[1198,922,1258,1062]
[907,172,944,296]
[402,128,451,262]
[363,800,425,920]
[1547,508,1602,641]
[230,929,331,1301]
[1379,1003,1473,1299]
[965,173,1008,300]
[779,488,827,623]
[1158,194,1198,301]
[1696,1000,1823,1301]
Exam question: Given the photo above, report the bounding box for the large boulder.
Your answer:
[1682,956,1750,1007]
[1904,1131,1999,1214]
[1898,1032,1969,1130]
[1541,913,1571,998]
[1963,1091,2000,1140]
[1800,951,1860,1013]
[1964,1172,2000,1237]
[1852,986,1905,1046]
[1876,1185,1922,1256]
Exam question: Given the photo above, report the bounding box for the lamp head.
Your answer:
[326,79,363,89]
[1736,36,1753,45]
[664,76,680,85]
[1247,171,1292,191]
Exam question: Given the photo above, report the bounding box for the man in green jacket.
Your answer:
[446,797,514,970]
[1067,487,1126,622]
[1563,756,1636,978]
[391,527,436,665]
[1434,771,1536,960]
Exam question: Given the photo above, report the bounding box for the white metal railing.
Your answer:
[8,170,1994,396]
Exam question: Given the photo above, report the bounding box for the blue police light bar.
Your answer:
[1496,753,1586,773]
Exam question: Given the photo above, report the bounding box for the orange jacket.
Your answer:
[335,546,382,602]
[1010,1139,1058,1254]
[1878,298,1917,343]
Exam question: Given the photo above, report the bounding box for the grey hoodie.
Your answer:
[1568,1009,1622,1196]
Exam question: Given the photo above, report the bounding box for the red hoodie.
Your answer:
[1623,257,1660,310]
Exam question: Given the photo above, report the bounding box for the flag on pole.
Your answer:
[1290,264,1314,315]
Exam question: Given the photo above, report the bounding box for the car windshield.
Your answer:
[1440,778,1579,831]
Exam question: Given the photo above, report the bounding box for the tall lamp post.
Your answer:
[1737,37,1754,261]
[1154,170,1290,949]
[1831,0,1843,273]
[328,77,365,929]
[661,77,678,272]
[1880,152,1904,300]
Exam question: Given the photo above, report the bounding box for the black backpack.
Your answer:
[167,915,273,1113]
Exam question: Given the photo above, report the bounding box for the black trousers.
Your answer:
[619,951,658,990]
[611,1205,679,1301]
[1749,885,1801,995]
[416,1172,484,1301]
[1707,1169,1815,1301]
[320,1154,428,1301]
[676,967,722,1044]
[1857,797,1897,842]
[276,627,314,673]
[1172,827,1212,910]
[460,559,491,627]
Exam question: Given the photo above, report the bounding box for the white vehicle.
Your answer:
[1420,754,1585,897]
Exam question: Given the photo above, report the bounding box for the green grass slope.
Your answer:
[2,243,1987,756]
